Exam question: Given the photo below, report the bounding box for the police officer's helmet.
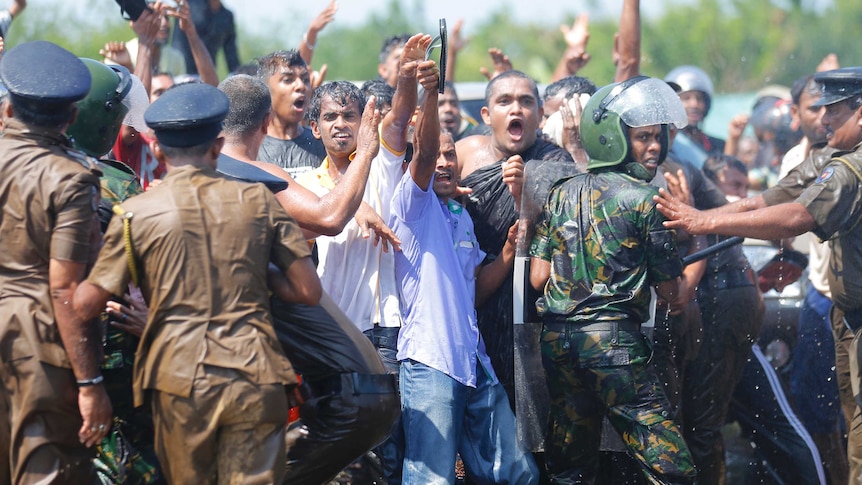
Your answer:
[582,76,687,171]
[66,59,133,158]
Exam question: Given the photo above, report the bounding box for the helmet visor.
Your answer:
[607,78,688,129]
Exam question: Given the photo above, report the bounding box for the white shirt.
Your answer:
[297,144,404,331]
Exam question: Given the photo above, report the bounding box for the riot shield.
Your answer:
[514,159,580,452]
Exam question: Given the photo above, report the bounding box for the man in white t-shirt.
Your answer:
[296,33,431,483]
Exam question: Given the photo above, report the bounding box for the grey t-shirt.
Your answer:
[258,129,326,178]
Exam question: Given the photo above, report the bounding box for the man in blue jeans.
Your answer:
[389,60,538,484]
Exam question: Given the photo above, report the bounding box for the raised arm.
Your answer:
[613,0,641,82]
[445,19,466,83]
[410,61,442,188]
[168,1,218,86]
[299,0,337,67]
[654,188,815,240]
[9,0,25,18]
[383,33,431,154]
[551,14,591,83]
[131,5,162,93]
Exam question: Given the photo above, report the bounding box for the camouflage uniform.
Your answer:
[530,169,696,484]
[93,160,162,485]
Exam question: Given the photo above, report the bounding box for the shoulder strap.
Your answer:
[831,157,862,233]
[833,156,862,182]
[111,204,140,287]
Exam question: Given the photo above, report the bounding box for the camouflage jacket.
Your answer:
[530,169,681,324]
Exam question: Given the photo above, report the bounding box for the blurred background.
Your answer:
[11,0,854,137]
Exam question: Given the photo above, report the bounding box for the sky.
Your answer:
[215,0,643,34]
[222,0,636,32]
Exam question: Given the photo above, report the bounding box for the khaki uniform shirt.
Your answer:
[87,164,310,406]
[795,145,862,314]
[766,143,838,297]
[0,119,101,368]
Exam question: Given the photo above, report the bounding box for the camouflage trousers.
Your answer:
[541,321,697,485]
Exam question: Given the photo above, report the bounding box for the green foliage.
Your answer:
[3,0,856,94]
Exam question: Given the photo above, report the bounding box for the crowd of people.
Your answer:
[2,0,862,484]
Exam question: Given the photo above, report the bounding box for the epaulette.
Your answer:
[63,146,101,172]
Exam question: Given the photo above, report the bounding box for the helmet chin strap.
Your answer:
[623,161,654,182]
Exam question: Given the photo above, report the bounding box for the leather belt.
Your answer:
[543,320,641,333]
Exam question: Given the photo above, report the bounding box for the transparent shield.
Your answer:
[514,159,581,452]
[608,77,688,129]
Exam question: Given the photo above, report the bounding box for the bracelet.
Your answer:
[76,375,104,387]
[303,33,315,50]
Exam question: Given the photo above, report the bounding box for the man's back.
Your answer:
[88,164,308,404]
[0,119,100,366]
[532,170,676,324]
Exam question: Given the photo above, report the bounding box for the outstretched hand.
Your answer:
[449,19,468,53]
[662,168,692,206]
[560,95,586,163]
[561,13,591,73]
[400,33,433,74]
[100,41,133,70]
[310,64,328,91]
[355,203,401,253]
[309,0,337,34]
[653,188,708,235]
[355,96,382,160]
[479,48,513,81]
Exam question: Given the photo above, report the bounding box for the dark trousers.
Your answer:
[683,284,763,485]
[283,372,400,485]
[271,299,400,485]
[0,356,93,484]
[731,345,826,485]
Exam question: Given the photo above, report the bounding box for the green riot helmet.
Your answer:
[66,59,133,157]
[582,76,687,171]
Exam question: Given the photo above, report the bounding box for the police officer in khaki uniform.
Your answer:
[0,41,112,484]
[656,66,862,484]
[71,82,322,483]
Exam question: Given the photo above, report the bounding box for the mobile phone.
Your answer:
[424,19,448,94]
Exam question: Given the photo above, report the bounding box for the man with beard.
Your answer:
[390,59,538,485]
[455,70,573,405]
[655,66,862,484]
[666,72,847,484]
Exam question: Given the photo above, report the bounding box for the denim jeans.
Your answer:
[400,358,538,485]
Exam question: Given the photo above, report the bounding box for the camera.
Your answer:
[115,0,151,21]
